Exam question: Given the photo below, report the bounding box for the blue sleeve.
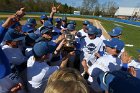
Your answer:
[0,47,11,78]
[98,51,104,56]
[74,42,81,50]
[48,18,53,24]
[121,63,128,71]
[0,26,7,43]
[0,26,11,78]
[91,68,103,77]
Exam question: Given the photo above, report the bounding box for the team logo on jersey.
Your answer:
[86,43,96,54]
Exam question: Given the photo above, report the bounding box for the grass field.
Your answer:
[97,19,140,58]
[0,14,140,58]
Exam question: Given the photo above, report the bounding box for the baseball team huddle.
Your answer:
[0,6,140,93]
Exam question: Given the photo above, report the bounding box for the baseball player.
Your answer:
[98,70,140,93]
[108,27,124,58]
[82,38,125,92]
[51,18,62,42]
[81,26,104,67]
[0,8,26,93]
[61,16,68,29]
[96,28,106,40]
[121,51,140,79]
[27,41,73,93]
[77,20,90,38]
[35,4,60,36]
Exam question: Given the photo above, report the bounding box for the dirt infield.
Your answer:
[0,15,110,39]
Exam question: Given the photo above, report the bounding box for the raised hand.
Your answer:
[15,7,25,18]
[128,66,136,77]
[2,8,25,28]
[51,3,61,13]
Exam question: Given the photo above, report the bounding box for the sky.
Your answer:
[57,0,140,8]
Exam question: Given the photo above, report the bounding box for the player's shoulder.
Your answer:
[95,37,103,42]
[97,55,113,62]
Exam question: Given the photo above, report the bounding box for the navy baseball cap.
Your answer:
[22,24,34,33]
[25,33,39,43]
[26,18,37,26]
[76,32,82,37]
[103,38,124,51]
[86,24,93,29]
[108,27,122,36]
[67,24,75,31]
[4,29,25,41]
[87,26,97,35]
[40,14,48,20]
[96,28,102,37]
[41,28,52,34]
[62,16,67,21]
[44,21,54,29]
[33,41,55,57]
[55,18,61,23]
[10,22,21,29]
[69,20,76,25]
[83,20,90,25]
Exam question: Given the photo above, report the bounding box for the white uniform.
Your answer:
[78,29,88,38]
[81,37,104,66]
[100,35,106,40]
[88,54,122,92]
[27,56,59,93]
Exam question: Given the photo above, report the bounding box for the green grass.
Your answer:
[98,19,140,58]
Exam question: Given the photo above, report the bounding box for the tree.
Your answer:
[101,0,118,17]
[81,0,98,15]
[94,3,101,16]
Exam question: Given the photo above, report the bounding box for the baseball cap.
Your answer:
[40,14,48,20]
[10,22,21,29]
[26,18,37,26]
[108,27,122,36]
[33,41,55,57]
[67,24,75,31]
[41,28,52,34]
[83,20,90,25]
[55,18,61,23]
[86,24,94,31]
[4,29,25,41]
[87,26,97,35]
[44,21,54,29]
[69,20,76,25]
[62,16,67,21]
[103,38,124,51]
[22,24,34,33]
[76,32,82,37]
[96,28,102,37]
[25,33,39,43]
